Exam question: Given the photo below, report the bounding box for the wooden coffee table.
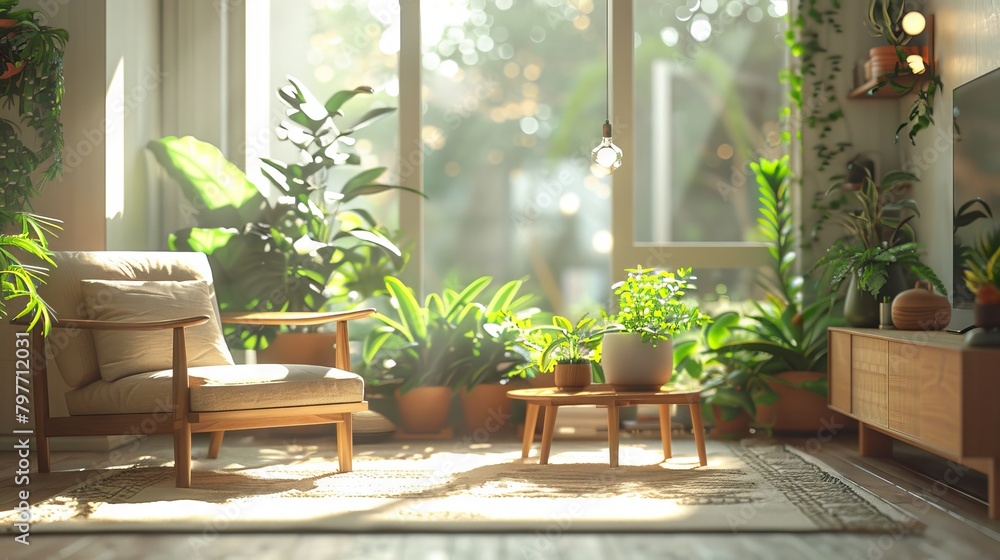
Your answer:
[507,384,707,467]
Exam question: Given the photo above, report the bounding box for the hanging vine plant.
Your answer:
[784,0,853,248]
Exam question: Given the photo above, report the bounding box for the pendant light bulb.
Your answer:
[590,120,622,177]
[901,11,926,36]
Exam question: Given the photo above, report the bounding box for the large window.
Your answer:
[420,0,610,314]
[257,0,791,310]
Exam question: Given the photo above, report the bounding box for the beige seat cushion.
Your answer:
[64,364,364,414]
[80,280,234,382]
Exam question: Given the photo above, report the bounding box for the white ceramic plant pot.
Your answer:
[600,332,674,391]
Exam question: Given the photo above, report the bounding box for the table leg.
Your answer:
[607,404,620,467]
[522,403,539,458]
[689,403,708,467]
[658,404,672,461]
[539,405,559,465]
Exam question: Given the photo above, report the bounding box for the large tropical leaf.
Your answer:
[384,276,425,342]
[147,136,267,227]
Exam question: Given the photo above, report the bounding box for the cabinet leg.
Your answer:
[989,458,999,520]
[859,423,893,458]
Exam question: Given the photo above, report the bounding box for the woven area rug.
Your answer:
[2,439,922,534]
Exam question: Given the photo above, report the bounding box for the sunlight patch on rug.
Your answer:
[1,440,923,534]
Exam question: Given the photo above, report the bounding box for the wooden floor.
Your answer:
[2,428,999,560]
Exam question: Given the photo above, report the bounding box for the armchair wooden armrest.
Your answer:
[220,309,375,326]
[222,309,375,371]
[12,316,211,331]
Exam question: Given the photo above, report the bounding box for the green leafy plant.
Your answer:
[713,158,839,396]
[814,169,944,297]
[148,78,424,348]
[963,227,1000,296]
[0,210,60,333]
[508,314,610,380]
[694,312,775,422]
[0,0,68,213]
[609,266,711,345]
[783,0,851,174]
[362,276,536,393]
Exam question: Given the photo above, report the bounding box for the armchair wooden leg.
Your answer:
[36,435,51,473]
[336,414,354,473]
[208,431,225,459]
[174,424,192,488]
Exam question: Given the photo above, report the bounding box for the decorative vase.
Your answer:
[891,280,951,330]
[879,302,894,329]
[553,363,593,391]
[844,265,908,328]
[601,333,673,391]
[395,386,451,434]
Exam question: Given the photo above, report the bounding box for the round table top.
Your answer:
[507,383,702,405]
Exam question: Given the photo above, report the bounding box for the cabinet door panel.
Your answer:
[888,342,920,436]
[829,331,852,413]
[852,337,888,426]
[916,346,961,455]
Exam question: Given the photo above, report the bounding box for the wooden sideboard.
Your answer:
[828,327,1000,518]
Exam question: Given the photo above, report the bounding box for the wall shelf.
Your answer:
[848,73,929,99]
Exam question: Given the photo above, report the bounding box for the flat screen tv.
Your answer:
[952,67,1000,330]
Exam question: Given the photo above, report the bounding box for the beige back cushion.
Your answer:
[41,252,234,387]
[81,280,234,382]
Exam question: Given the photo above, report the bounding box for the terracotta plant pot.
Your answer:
[395,386,452,434]
[754,371,853,434]
[0,19,23,80]
[256,331,339,367]
[601,333,673,391]
[459,383,514,435]
[553,363,592,391]
[709,408,752,440]
[974,303,1000,329]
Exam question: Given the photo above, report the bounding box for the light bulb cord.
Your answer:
[605,0,611,123]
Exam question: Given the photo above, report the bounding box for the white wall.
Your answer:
[105,0,163,250]
[801,1,1000,300]
[1,0,161,440]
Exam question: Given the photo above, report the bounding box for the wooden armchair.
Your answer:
[21,251,371,487]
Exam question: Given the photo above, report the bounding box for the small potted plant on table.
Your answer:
[602,266,710,391]
[513,314,609,391]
